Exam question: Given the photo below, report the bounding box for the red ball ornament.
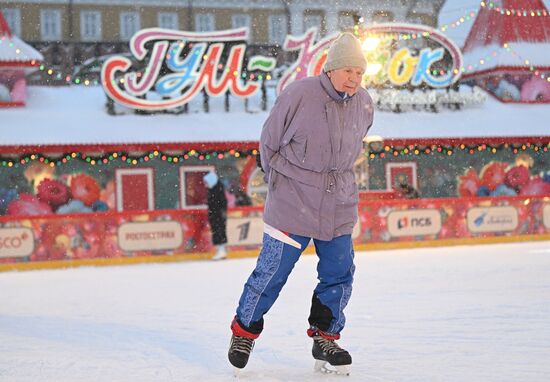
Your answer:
[37,178,71,209]
[70,174,101,206]
[519,177,550,196]
[6,193,53,216]
[479,162,508,191]
[457,168,480,197]
[504,166,530,192]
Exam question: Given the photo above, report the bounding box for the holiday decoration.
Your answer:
[102,28,273,111]
[504,165,530,192]
[70,174,101,207]
[37,178,71,209]
[519,177,550,196]
[458,168,481,197]
[0,188,17,214]
[480,162,508,191]
[462,0,550,103]
[6,193,53,216]
[0,11,43,107]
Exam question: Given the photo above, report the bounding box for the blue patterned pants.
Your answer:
[235,232,355,335]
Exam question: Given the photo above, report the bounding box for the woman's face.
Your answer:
[327,67,365,96]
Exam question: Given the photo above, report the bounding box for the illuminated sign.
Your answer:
[466,206,519,233]
[103,24,462,111]
[102,28,275,111]
[279,24,463,93]
[387,209,442,237]
[0,228,34,258]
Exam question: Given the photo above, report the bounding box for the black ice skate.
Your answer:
[312,335,352,376]
[228,334,255,373]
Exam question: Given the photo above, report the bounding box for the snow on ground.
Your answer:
[2,85,550,147]
[1,241,550,382]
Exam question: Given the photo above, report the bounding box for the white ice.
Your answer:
[1,241,550,382]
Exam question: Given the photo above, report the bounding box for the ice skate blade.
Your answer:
[233,367,242,377]
[314,360,351,376]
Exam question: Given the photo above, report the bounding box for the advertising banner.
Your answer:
[227,217,264,246]
[0,228,34,259]
[466,206,519,233]
[118,221,183,251]
[0,196,548,267]
[387,209,442,237]
[544,205,550,230]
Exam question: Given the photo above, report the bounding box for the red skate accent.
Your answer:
[307,327,340,340]
[231,317,260,339]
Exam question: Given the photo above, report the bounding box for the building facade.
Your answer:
[1,0,445,83]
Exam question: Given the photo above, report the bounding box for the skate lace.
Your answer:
[231,335,254,355]
[315,336,346,355]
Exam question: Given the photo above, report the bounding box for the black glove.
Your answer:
[256,152,264,173]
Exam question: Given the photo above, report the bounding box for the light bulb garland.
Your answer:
[0,149,259,169]
[1,143,549,169]
[480,1,549,16]
[367,142,550,159]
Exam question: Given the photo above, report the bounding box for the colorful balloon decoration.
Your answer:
[458,168,480,197]
[37,178,71,209]
[504,165,530,192]
[520,76,550,102]
[70,174,101,207]
[519,177,550,196]
[6,193,53,216]
[479,162,508,191]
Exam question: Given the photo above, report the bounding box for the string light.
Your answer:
[8,143,546,168]
[0,149,258,168]
[366,141,550,159]
[480,1,549,16]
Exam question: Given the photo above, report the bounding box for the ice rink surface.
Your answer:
[1,241,550,381]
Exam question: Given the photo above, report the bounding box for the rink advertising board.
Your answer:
[544,205,550,229]
[0,196,548,269]
[0,228,34,258]
[387,209,442,237]
[118,221,183,251]
[227,217,264,246]
[226,217,362,246]
[466,206,519,234]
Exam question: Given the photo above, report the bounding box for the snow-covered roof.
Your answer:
[0,35,43,66]
[463,0,550,51]
[463,42,550,73]
[0,85,549,148]
[461,0,550,74]
[0,11,43,67]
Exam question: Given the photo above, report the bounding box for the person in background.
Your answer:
[396,181,420,199]
[226,32,374,375]
[203,170,228,260]
[229,180,253,206]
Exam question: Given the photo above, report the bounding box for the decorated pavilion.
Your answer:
[0,11,43,107]
[461,0,550,102]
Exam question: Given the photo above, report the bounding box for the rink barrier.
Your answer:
[1,195,549,272]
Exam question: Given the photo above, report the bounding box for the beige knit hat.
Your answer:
[324,32,367,72]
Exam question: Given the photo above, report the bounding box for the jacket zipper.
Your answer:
[336,102,345,170]
[302,140,308,163]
